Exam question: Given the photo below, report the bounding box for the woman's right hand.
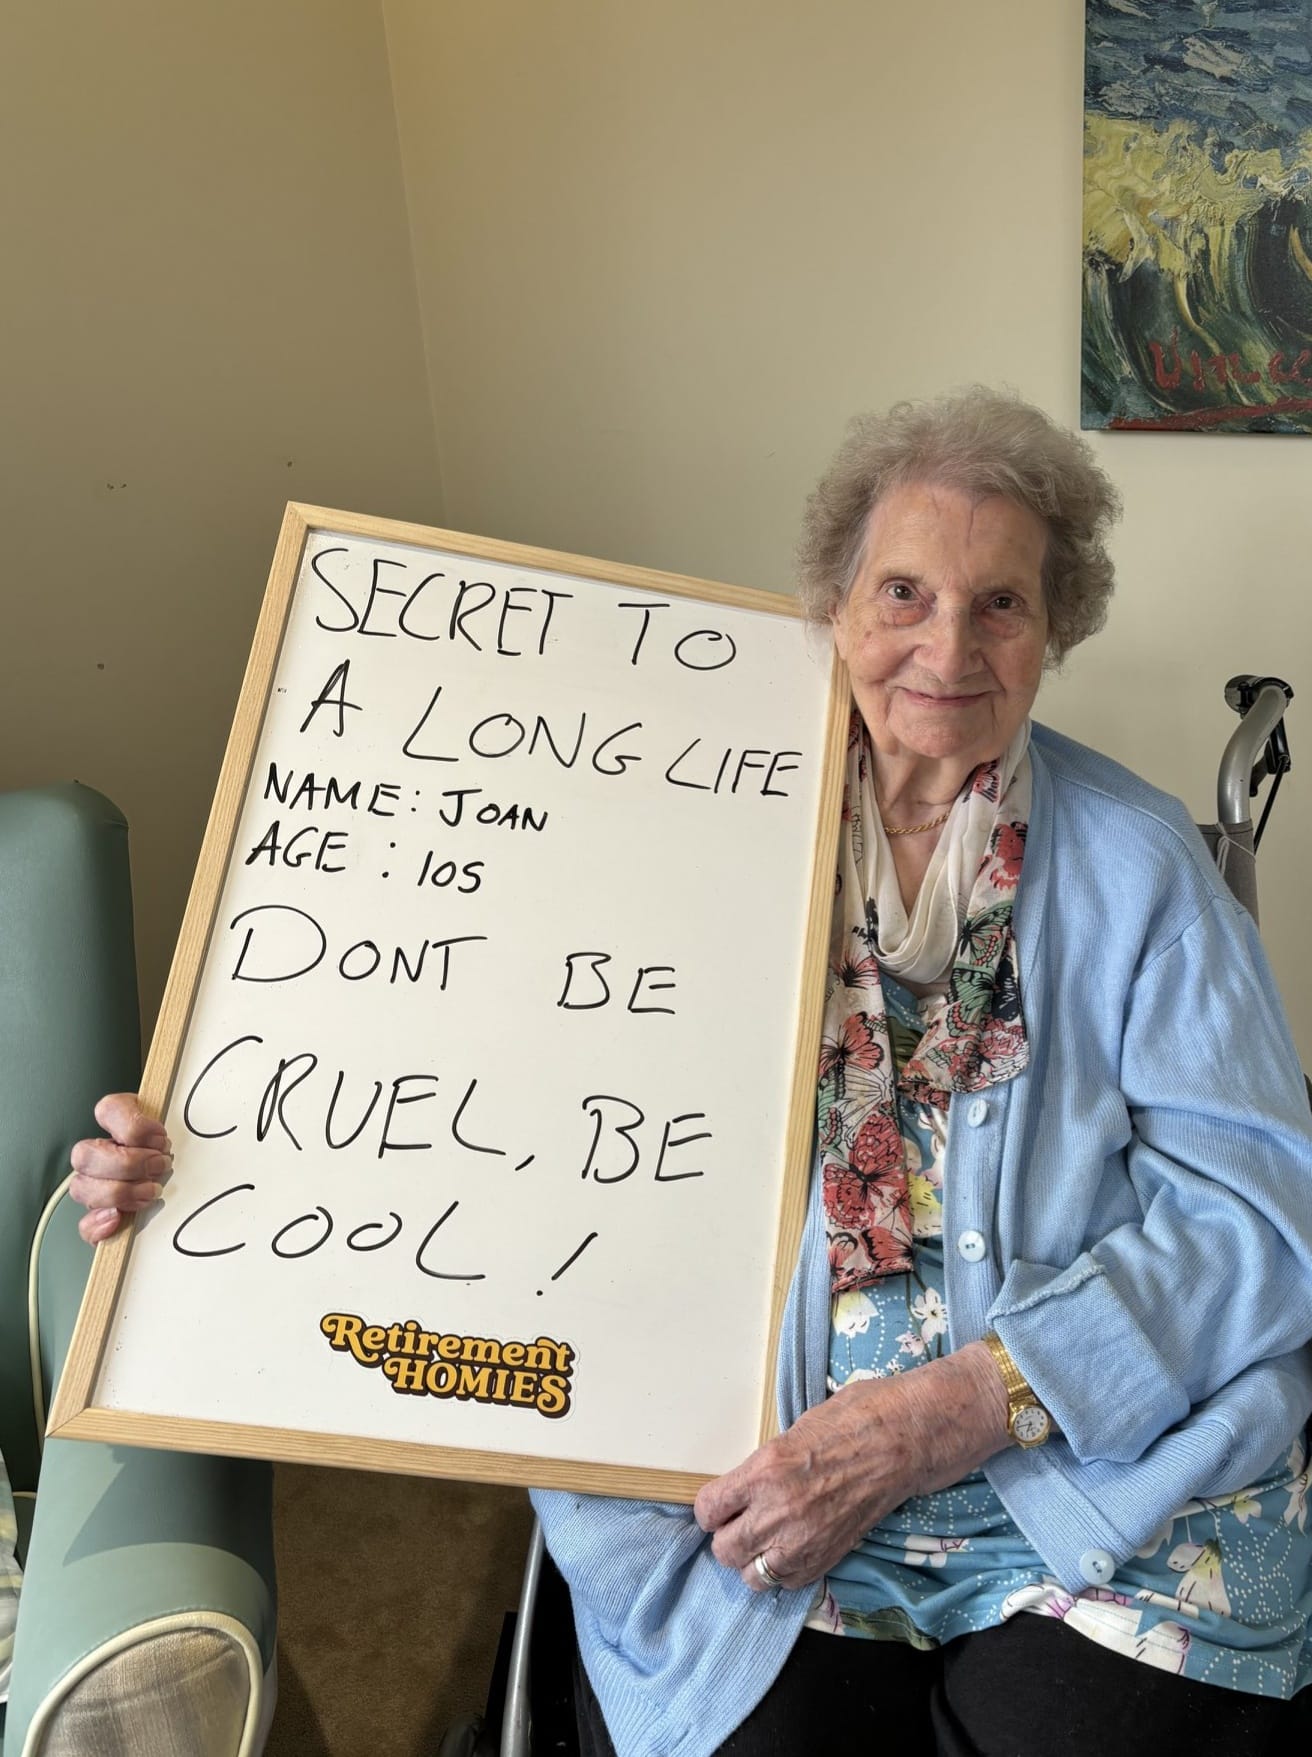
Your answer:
[694,1342,1010,1594]
[68,1094,173,1243]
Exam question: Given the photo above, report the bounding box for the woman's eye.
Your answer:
[884,582,917,602]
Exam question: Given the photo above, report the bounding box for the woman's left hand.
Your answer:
[693,1341,1010,1594]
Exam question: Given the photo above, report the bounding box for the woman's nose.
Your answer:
[920,607,979,682]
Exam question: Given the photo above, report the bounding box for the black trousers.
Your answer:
[574,1617,1308,1756]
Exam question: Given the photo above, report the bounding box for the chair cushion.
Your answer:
[28,1626,253,1757]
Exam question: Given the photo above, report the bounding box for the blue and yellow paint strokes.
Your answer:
[1083,1,1312,432]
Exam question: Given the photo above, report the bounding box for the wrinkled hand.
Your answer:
[694,1343,1010,1594]
[69,1093,173,1243]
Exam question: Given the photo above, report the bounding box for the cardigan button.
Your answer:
[956,1229,987,1262]
[1078,1548,1116,1586]
[966,1098,989,1126]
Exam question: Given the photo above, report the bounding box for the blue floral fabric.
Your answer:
[813,974,1312,1699]
[0,1453,18,1701]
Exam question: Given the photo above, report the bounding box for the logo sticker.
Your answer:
[320,1313,575,1418]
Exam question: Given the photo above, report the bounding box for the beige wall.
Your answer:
[0,1,443,1032]
[6,1,1310,1058]
[382,0,1312,1057]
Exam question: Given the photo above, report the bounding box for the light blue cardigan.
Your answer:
[533,724,1312,1757]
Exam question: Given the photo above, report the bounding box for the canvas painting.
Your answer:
[1083,0,1312,433]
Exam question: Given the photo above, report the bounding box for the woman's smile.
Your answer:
[830,480,1049,801]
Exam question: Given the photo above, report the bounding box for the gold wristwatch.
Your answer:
[982,1331,1051,1449]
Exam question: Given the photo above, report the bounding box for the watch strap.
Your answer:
[981,1329,1033,1404]
[981,1330,1051,1446]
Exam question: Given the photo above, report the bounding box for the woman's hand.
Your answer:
[68,1093,173,1243]
[693,1342,1010,1593]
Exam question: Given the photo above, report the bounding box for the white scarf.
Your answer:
[863,722,1032,988]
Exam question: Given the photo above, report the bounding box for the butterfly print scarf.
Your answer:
[820,714,1030,1294]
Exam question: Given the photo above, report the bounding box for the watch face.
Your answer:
[1013,1404,1051,1445]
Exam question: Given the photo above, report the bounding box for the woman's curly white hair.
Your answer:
[796,387,1121,664]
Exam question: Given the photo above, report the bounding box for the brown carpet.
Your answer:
[265,1463,535,1757]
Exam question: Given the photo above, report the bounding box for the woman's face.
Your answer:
[831,481,1050,773]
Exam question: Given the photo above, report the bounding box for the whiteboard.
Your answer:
[50,506,847,1501]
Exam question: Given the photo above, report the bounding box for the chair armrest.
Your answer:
[6,1436,276,1754]
[0,783,141,1491]
[6,1196,276,1753]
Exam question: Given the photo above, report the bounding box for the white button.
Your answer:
[957,1229,987,1262]
[1079,1548,1116,1586]
[966,1098,989,1127]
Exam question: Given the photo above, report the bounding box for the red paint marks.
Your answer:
[1269,348,1312,385]
[1109,395,1312,430]
[1113,329,1312,426]
[1147,339,1182,389]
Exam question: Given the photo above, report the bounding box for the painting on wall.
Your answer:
[1083,0,1312,433]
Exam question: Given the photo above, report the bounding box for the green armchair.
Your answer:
[0,786,277,1756]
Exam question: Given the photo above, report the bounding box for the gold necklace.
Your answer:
[879,804,953,836]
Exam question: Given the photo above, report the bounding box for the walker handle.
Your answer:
[1217,675,1293,830]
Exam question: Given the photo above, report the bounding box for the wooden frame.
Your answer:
[48,505,849,1500]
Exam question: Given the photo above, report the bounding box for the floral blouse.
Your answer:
[0,1451,18,1701]
[808,974,1312,1700]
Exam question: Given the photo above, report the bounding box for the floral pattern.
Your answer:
[0,1449,18,1702]
[999,1582,1193,1676]
[821,718,1030,1292]
[1167,1540,1232,1616]
[810,1002,1312,1701]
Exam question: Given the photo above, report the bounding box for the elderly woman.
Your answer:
[73,391,1312,1755]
